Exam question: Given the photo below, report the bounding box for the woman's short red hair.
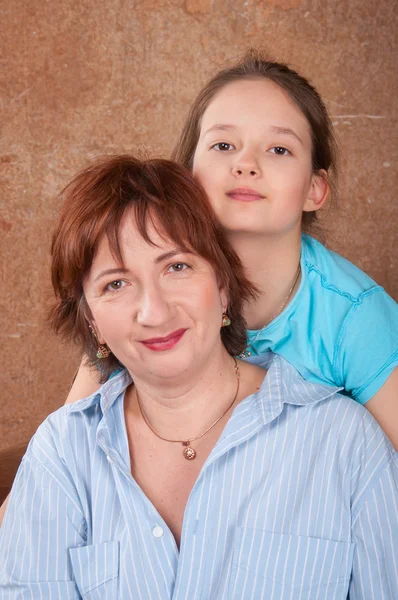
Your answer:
[50,155,256,380]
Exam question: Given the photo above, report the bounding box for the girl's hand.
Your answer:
[365,367,398,449]
[65,356,102,404]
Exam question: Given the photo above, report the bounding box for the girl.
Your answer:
[68,50,397,446]
[0,51,397,524]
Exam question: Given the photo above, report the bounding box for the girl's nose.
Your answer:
[231,152,261,178]
[231,164,260,177]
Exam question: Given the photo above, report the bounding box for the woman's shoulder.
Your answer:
[28,370,130,471]
[25,401,100,473]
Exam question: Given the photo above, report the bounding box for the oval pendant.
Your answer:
[183,446,196,460]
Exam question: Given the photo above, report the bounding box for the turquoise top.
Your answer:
[244,235,398,404]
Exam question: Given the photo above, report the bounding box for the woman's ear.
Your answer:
[81,297,105,344]
[303,170,330,213]
[219,287,229,314]
[88,321,105,345]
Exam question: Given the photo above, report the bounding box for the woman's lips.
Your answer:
[140,329,187,352]
[226,187,264,202]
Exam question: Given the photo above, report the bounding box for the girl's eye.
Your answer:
[105,280,126,292]
[211,142,235,152]
[168,263,189,273]
[269,146,290,156]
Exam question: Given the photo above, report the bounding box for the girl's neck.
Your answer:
[229,230,303,329]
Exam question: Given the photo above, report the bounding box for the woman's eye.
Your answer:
[168,263,189,273]
[211,142,235,152]
[269,146,290,156]
[105,280,125,292]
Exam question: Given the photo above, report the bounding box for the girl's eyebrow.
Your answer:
[269,126,303,145]
[204,123,304,145]
[203,124,236,136]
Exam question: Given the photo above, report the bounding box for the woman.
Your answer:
[1,156,396,598]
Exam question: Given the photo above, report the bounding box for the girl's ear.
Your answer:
[303,170,330,212]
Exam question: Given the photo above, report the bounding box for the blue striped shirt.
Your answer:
[1,353,397,599]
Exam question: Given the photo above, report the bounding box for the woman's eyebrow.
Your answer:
[94,267,129,282]
[154,249,193,264]
[92,251,193,281]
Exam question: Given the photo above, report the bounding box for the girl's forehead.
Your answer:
[199,78,311,142]
[202,78,307,126]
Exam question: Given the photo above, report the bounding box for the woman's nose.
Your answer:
[136,285,171,326]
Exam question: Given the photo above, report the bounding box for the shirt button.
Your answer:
[152,525,164,538]
[106,455,111,462]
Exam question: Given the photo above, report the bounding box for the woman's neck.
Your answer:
[229,230,303,329]
[125,349,241,441]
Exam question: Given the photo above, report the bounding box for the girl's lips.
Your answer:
[226,188,264,202]
[140,329,187,352]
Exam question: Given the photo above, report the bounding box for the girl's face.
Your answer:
[192,78,326,237]
[83,210,227,385]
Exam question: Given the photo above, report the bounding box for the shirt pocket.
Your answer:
[1,582,80,598]
[228,528,354,599]
[69,541,119,599]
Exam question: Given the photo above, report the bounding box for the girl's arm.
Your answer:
[0,498,8,525]
[66,356,102,404]
[365,368,398,449]
[337,287,398,448]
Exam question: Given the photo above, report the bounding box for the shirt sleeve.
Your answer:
[334,288,398,404]
[349,453,398,599]
[0,441,85,598]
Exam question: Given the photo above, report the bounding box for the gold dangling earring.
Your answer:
[222,313,231,327]
[89,324,111,359]
[96,344,111,359]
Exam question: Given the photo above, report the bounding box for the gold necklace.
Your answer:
[135,358,240,460]
[240,263,301,358]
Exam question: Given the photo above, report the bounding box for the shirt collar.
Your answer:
[66,352,342,426]
[65,369,132,416]
[247,352,342,426]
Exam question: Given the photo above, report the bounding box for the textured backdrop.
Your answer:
[1,0,397,449]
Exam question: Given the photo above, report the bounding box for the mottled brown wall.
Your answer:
[1,0,397,449]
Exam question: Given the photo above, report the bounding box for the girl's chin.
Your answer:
[224,221,301,237]
[224,224,271,236]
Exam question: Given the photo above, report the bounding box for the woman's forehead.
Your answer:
[104,217,177,257]
[92,212,194,271]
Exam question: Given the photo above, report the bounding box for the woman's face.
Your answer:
[193,78,326,237]
[83,210,227,384]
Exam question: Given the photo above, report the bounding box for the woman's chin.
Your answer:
[126,347,195,382]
